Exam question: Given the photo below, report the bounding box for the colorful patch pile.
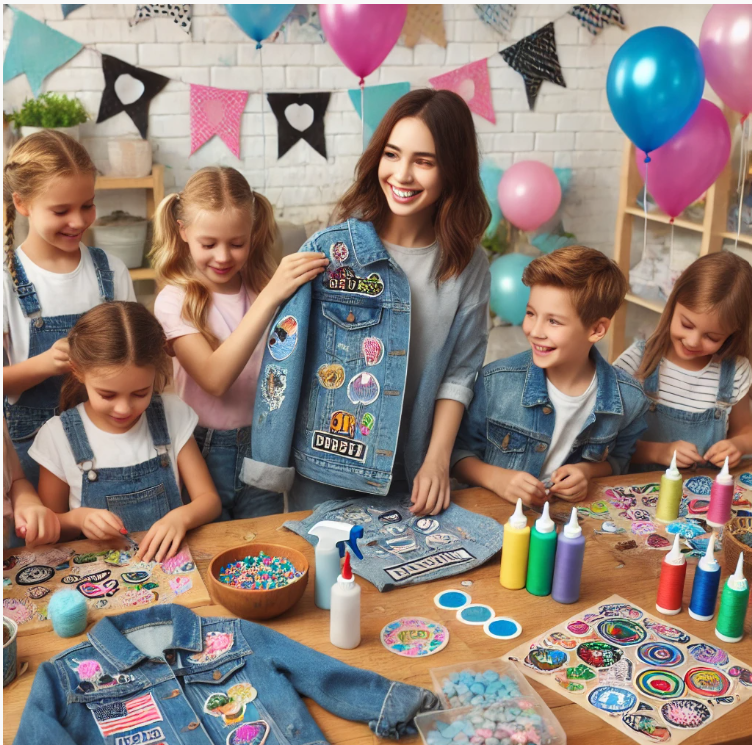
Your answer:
[217,552,303,591]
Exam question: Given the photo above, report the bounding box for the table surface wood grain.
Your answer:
[4,469,752,745]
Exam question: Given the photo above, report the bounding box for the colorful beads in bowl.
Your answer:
[442,669,523,708]
[218,551,303,590]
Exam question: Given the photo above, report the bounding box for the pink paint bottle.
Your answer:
[707,457,734,529]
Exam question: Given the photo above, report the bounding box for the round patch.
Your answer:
[25,586,50,600]
[687,498,710,515]
[347,372,380,405]
[600,521,625,534]
[636,642,685,668]
[227,721,271,745]
[684,667,732,697]
[685,476,713,496]
[567,620,592,637]
[317,363,345,389]
[660,699,713,729]
[267,316,298,361]
[687,642,729,667]
[635,669,685,700]
[413,517,439,535]
[15,565,55,586]
[646,534,671,549]
[729,666,752,686]
[362,337,384,366]
[739,472,752,488]
[380,617,449,657]
[597,618,647,646]
[587,685,637,714]
[643,618,691,644]
[622,714,671,742]
[523,647,569,674]
[426,532,459,548]
[456,604,494,625]
[330,241,349,265]
[543,632,577,650]
[576,641,623,669]
[121,571,151,585]
[483,616,522,640]
[433,590,470,610]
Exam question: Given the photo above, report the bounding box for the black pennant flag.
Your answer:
[266,92,331,160]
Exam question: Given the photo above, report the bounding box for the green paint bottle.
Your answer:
[526,501,558,596]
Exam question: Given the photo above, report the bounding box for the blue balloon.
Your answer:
[607,27,704,154]
[225,4,295,48]
[480,161,504,238]
[489,253,534,326]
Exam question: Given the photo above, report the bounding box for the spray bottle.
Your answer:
[552,508,586,604]
[716,554,749,643]
[707,456,734,529]
[688,532,721,621]
[308,521,363,610]
[655,451,682,523]
[330,551,361,649]
[656,533,687,615]
[500,499,530,590]
[526,502,557,596]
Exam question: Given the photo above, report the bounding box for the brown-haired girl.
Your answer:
[29,302,221,562]
[615,252,752,470]
[150,167,327,519]
[3,131,135,488]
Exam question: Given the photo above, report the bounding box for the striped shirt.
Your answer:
[614,343,751,413]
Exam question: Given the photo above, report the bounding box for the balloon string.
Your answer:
[669,223,675,288]
[643,158,648,275]
[736,117,750,250]
[360,81,365,152]
[259,45,267,194]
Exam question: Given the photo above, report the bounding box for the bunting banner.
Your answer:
[473,4,517,38]
[190,84,248,157]
[130,5,192,34]
[402,5,446,48]
[96,55,170,138]
[266,92,330,160]
[569,5,626,36]
[429,59,495,123]
[3,9,83,96]
[499,22,566,110]
[348,82,410,147]
[61,5,84,18]
[281,4,325,41]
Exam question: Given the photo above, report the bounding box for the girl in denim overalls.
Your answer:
[150,167,328,520]
[29,302,221,562]
[3,131,136,489]
[615,253,752,472]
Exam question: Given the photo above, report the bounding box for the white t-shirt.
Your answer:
[3,244,136,403]
[28,394,198,510]
[614,343,751,413]
[540,373,598,482]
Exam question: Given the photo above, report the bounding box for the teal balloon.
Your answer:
[480,161,504,237]
[225,4,295,48]
[490,253,533,325]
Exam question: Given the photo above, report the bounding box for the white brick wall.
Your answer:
[3,3,715,246]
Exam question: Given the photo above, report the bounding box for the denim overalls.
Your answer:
[3,247,114,488]
[60,396,184,532]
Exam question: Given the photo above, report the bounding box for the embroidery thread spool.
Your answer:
[655,451,682,523]
[500,498,530,590]
[552,508,586,604]
[47,589,88,638]
[526,502,557,597]
[689,532,721,621]
[716,553,749,643]
[707,456,734,528]
[656,533,687,615]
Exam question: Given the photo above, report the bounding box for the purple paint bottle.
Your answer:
[551,508,586,604]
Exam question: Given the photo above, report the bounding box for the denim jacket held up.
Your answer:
[14,604,439,745]
[452,348,649,477]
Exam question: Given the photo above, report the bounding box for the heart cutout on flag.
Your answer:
[457,78,475,102]
[114,74,145,105]
[284,103,314,132]
[202,98,225,129]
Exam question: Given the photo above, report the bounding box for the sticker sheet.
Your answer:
[506,594,752,744]
[3,537,209,636]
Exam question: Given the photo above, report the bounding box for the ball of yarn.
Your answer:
[47,589,88,638]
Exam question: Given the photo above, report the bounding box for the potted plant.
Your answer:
[8,93,89,141]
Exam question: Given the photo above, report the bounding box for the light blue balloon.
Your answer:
[489,253,534,326]
[480,161,504,237]
[225,4,295,48]
[607,26,704,154]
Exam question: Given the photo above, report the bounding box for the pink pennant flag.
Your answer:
[428,59,496,123]
[190,84,249,157]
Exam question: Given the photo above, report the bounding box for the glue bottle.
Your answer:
[526,502,557,597]
[330,551,361,649]
[552,508,586,604]
[308,521,364,610]
[707,456,734,529]
[656,533,687,615]
[655,451,683,523]
[500,499,530,590]
[716,554,749,643]
[688,532,721,621]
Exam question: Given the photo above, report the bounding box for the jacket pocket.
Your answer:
[321,301,383,365]
[581,438,617,464]
[105,485,170,533]
[486,421,532,470]
[321,301,382,330]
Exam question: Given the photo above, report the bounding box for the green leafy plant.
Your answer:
[482,220,512,259]
[9,93,89,128]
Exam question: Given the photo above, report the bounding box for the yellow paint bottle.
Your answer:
[500,498,531,590]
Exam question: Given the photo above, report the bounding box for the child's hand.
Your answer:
[45,338,71,376]
[135,511,187,563]
[261,253,329,309]
[78,508,125,541]
[15,504,61,547]
[501,471,547,508]
[549,464,589,502]
[665,440,705,469]
[704,439,742,468]
[410,458,451,516]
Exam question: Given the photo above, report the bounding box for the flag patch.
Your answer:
[92,693,163,737]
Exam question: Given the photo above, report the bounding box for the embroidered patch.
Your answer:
[78,578,120,599]
[74,552,102,564]
[329,410,357,438]
[523,647,569,674]
[426,532,460,548]
[622,714,671,742]
[70,658,103,681]
[120,588,158,607]
[226,721,270,745]
[312,431,367,462]
[169,576,192,595]
[588,686,637,714]
[660,698,712,729]
[3,577,11,588]
[643,618,690,644]
[685,475,713,496]
[204,683,257,726]
[92,692,163,737]
[61,572,82,584]
[15,565,55,585]
[359,412,375,436]
[378,510,402,523]
[347,372,380,405]
[317,363,345,389]
[329,241,349,265]
[739,472,752,488]
[33,547,72,567]
[383,547,476,582]
[687,642,729,666]
[2,597,36,624]
[362,336,384,366]
[77,671,135,694]
[104,550,132,566]
[121,571,151,584]
[261,364,287,411]
[160,550,194,574]
[25,585,50,600]
[3,556,18,571]
[413,517,439,535]
[267,316,298,361]
[190,631,234,664]
[323,266,384,297]
[115,726,165,745]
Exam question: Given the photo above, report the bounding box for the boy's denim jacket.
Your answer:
[452,348,649,477]
[243,218,490,496]
[14,605,439,745]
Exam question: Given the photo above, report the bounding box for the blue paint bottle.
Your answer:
[689,532,721,621]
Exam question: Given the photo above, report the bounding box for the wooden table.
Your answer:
[4,469,752,744]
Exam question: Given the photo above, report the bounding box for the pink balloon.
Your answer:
[497,161,562,232]
[319,5,408,84]
[636,100,731,219]
[700,5,752,116]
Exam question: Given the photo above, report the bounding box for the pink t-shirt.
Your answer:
[154,284,264,431]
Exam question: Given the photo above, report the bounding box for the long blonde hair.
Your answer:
[637,252,752,380]
[3,130,96,287]
[149,167,277,348]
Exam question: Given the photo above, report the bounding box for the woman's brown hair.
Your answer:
[334,89,491,283]
[637,252,752,381]
[149,167,277,348]
[60,302,172,411]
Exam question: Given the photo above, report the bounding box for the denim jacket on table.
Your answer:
[243,218,490,497]
[452,347,649,477]
[14,604,440,745]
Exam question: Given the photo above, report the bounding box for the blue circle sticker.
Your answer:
[483,616,522,640]
[433,590,471,610]
[456,604,495,625]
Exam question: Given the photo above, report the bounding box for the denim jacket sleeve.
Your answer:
[450,368,489,468]
[243,620,440,737]
[607,372,650,475]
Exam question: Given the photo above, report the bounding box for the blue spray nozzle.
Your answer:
[338,525,364,560]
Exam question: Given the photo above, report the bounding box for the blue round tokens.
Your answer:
[434,590,471,610]
[483,616,523,640]
[456,604,495,625]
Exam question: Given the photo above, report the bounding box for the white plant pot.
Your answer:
[107,139,153,178]
[20,125,80,141]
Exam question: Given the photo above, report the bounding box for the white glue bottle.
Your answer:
[330,551,361,649]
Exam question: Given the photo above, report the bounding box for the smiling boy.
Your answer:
[452,246,649,506]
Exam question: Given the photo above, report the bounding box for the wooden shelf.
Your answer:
[623,206,705,233]
[718,231,752,247]
[625,292,665,314]
[128,267,156,281]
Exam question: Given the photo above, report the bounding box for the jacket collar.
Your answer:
[521,346,624,415]
[89,604,203,671]
[346,219,392,267]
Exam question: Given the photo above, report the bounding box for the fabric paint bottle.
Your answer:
[551,508,585,604]
[707,456,734,529]
[688,532,721,621]
[526,502,557,597]
[655,450,683,523]
[715,554,749,643]
[656,533,687,615]
[330,552,361,649]
[500,498,530,590]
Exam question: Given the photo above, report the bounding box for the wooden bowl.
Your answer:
[723,516,752,574]
[207,543,309,621]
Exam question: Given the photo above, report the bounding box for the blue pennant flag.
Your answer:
[4,9,83,96]
[348,82,410,147]
[62,5,84,18]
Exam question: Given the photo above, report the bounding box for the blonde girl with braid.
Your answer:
[151,167,327,519]
[3,131,135,489]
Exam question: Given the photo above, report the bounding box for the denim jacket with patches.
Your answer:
[452,348,649,477]
[242,219,490,496]
[14,604,439,745]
